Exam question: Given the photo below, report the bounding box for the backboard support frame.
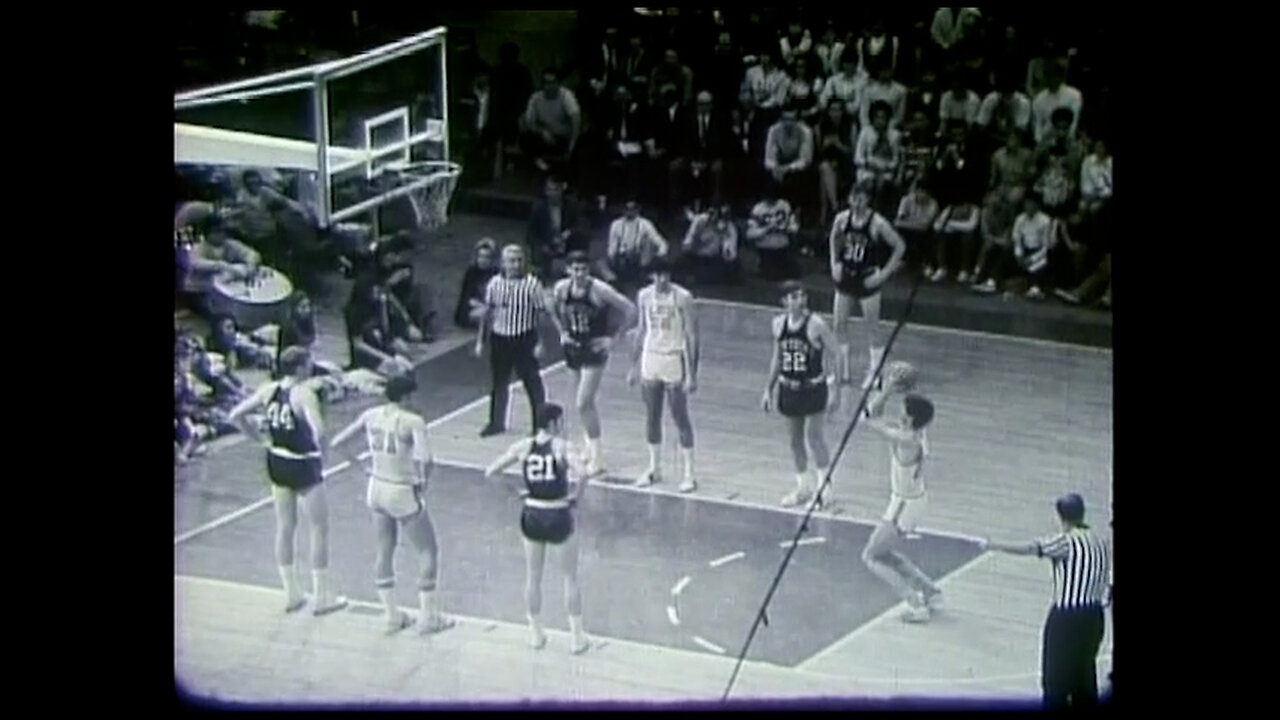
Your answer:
[174,27,451,230]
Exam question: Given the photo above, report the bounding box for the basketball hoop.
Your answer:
[382,160,461,232]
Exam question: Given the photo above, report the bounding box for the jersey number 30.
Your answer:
[781,350,808,374]
[265,402,295,431]
[526,453,556,483]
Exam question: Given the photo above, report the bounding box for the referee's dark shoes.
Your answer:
[981,493,1112,710]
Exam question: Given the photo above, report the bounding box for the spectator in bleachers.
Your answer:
[905,67,940,134]
[854,100,903,214]
[816,98,857,229]
[859,58,908,130]
[725,88,770,212]
[375,235,439,344]
[1032,108,1084,220]
[894,177,942,272]
[786,56,825,123]
[1031,57,1083,145]
[742,50,790,118]
[671,90,729,214]
[1078,136,1112,215]
[779,19,814,70]
[977,70,1033,149]
[593,84,650,206]
[454,238,499,329]
[970,185,1024,294]
[207,314,276,372]
[1010,191,1056,300]
[646,82,687,213]
[581,25,622,121]
[604,200,670,291]
[929,7,984,61]
[937,67,982,137]
[273,290,344,376]
[526,175,588,280]
[649,48,695,109]
[622,32,655,100]
[764,101,816,226]
[746,181,801,279]
[989,130,1035,192]
[705,31,746,110]
[177,215,262,317]
[927,124,984,283]
[897,109,936,191]
[855,17,900,79]
[819,55,866,117]
[455,70,499,185]
[814,22,847,77]
[491,42,535,177]
[1024,38,1066,99]
[520,67,582,174]
[680,204,741,286]
[344,278,416,378]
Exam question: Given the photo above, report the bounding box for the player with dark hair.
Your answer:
[330,374,454,635]
[548,250,638,476]
[828,181,907,390]
[227,346,347,616]
[761,281,842,507]
[484,403,590,654]
[859,374,943,623]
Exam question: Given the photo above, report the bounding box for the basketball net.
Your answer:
[383,161,461,232]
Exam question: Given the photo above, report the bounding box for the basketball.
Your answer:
[886,361,919,391]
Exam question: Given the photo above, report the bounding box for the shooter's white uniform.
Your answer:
[883,429,929,533]
[638,284,692,385]
[363,405,432,520]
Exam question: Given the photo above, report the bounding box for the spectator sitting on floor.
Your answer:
[970,185,1025,294]
[270,291,345,377]
[344,279,416,379]
[521,67,582,173]
[604,200,669,290]
[680,204,740,285]
[1010,191,1056,300]
[989,130,1036,193]
[176,214,261,317]
[764,101,816,224]
[894,177,942,272]
[225,169,306,267]
[454,238,499,329]
[207,314,276,372]
[373,233,438,343]
[747,182,801,279]
[526,175,588,280]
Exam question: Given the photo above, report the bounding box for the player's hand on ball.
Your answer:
[886,361,918,391]
[760,388,773,412]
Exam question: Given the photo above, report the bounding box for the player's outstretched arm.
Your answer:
[226,381,274,442]
[485,439,527,479]
[329,409,369,450]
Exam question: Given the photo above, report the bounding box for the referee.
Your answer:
[475,243,549,438]
[981,493,1112,709]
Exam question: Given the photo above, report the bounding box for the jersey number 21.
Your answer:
[526,453,556,483]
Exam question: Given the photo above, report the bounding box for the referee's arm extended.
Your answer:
[474,277,495,357]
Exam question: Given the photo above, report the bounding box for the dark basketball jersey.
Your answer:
[839,211,887,279]
[778,313,823,383]
[265,383,318,455]
[522,438,569,500]
[563,279,608,343]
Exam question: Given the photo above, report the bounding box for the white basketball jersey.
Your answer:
[890,429,928,498]
[642,285,689,355]
[365,405,430,484]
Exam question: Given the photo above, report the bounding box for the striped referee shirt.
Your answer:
[1036,526,1111,609]
[485,273,546,337]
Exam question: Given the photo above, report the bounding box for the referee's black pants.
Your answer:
[1041,605,1106,709]
[488,331,547,432]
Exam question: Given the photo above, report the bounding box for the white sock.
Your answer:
[647,444,660,472]
[680,447,695,479]
[585,437,601,465]
[377,586,396,618]
[795,473,809,492]
[568,614,586,639]
[839,344,851,379]
[419,589,437,619]
[277,564,300,600]
[811,467,828,495]
[527,612,544,631]
[869,346,885,374]
[312,569,329,603]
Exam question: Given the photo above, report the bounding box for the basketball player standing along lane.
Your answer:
[627,258,700,493]
[548,250,638,477]
[859,373,942,623]
[485,404,590,654]
[828,181,907,390]
[761,281,842,508]
[329,374,455,636]
[226,346,348,616]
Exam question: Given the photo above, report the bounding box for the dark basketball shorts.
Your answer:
[836,271,880,299]
[564,342,608,371]
[520,505,575,544]
[778,382,829,417]
[266,453,325,492]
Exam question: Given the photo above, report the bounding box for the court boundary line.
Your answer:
[173,360,567,545]
[695,296,1112,354]
[176,573,1095,690]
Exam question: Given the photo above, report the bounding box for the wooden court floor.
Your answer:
[174,298,1113,706]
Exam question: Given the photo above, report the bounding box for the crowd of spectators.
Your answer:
[450,7,1112,307]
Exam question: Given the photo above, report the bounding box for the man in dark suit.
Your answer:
[645,82,686,215]
[669,90,729,212]
[593,84,650,207]
[525,175,589,280]
[454,70,498,186]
